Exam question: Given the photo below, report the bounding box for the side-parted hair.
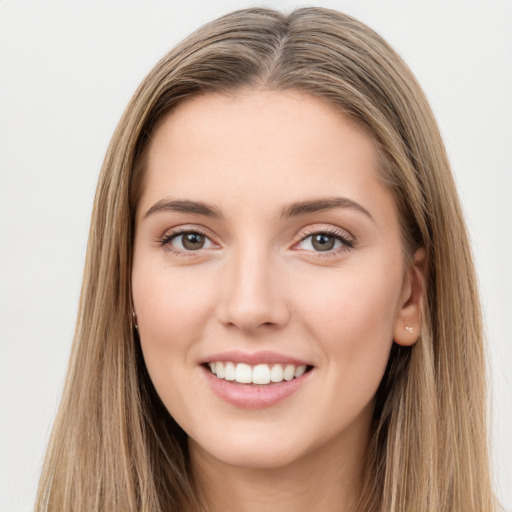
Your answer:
[36,7,497,511]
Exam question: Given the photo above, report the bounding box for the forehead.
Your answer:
[138,89,396,224]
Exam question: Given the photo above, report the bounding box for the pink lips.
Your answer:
[200,350,310,367]
[200,351,313,409]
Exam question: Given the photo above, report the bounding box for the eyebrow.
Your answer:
[279,197,374,222]
[144,199,222,219]
[144,196,373,222]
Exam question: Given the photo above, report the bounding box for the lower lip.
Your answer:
[201,366,312,409]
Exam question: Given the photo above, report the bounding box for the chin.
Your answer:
[189,428,313,470]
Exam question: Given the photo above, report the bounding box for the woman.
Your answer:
[35,7,498,511]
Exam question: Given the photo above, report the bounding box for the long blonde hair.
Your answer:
[35,7,497,511]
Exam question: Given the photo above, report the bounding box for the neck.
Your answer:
[188,409,372,512]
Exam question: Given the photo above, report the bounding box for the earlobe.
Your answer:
[393,247,427,346]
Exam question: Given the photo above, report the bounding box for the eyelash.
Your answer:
[295,227,354,258]
[158,226,212,258]
[158,226,354,258]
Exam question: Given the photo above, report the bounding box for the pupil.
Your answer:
[183,233,204,250]
[312,234,335,251]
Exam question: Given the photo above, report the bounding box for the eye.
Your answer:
[161,230,215,252]
[295,229,354,253]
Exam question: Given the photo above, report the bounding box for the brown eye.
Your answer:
[181,232,205,250]
[311,233,336,251]
[296,230,353,254]
[164,231,214,252]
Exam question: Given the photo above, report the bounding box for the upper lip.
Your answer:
[200,350,312,367]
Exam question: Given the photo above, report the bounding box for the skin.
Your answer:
[132,89,425,512]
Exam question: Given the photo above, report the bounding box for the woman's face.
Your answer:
[132,90,421,470]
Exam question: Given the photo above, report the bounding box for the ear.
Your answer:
[393,247,427,346]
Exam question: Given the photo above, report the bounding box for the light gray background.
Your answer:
[1,1,511,511]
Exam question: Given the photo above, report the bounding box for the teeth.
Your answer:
[208,361,309,384]
[252,364,271,384]
[224,362,236,381]
[235,363,252,383]
[294,365,306,378]
[216,362,226,378]
[283,364,295,381]
[270,364,283,382]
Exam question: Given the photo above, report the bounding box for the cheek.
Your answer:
[295,265,401,380]
[132,263,216,365]
[132,263,221,425]
[301,265,399,332]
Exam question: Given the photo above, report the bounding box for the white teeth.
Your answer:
[294,365,306,378]
[283,364,295,381]
[270,364,284,382]
[208,361,309,384]
[235,363,252,383]
[216,362,225,378]
[224,362,236,381]
[252,364,271,384]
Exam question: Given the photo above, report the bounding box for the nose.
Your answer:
[216,246,290,333]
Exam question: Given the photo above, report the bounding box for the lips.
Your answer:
[200,351,314,408]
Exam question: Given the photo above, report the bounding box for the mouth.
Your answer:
[200,351,315,408]
[204,361,314,385]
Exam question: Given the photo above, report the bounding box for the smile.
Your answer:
[201,354,314,409]
[208,361,309,384]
